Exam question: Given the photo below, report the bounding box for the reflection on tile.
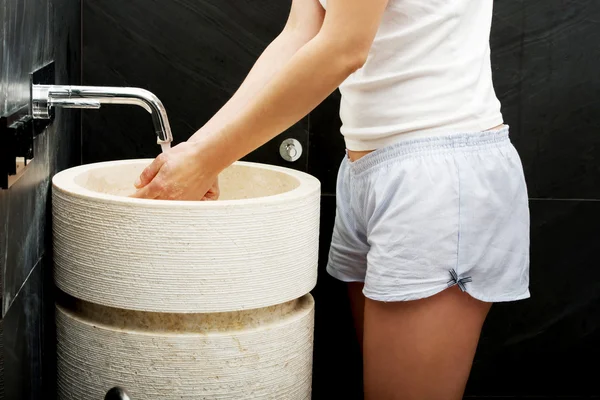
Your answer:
[4,261,44,400]
[0,195,7,307]
[1,0,81,316]
[0,0,55,315]
[1,0,81,397]
[82,0,308,169]
[311,195,363,400]
[0,0,52,116]
[1,132,49,315]
[466,199,600,397]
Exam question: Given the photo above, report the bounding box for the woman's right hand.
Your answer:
[132,139,223,201]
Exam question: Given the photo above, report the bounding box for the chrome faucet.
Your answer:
[31,85,173,146]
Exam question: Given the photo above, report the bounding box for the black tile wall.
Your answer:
[0,0,81,397]
[0,1,81,310]
[1,0,52,316]
[491,0,600,200]
[0,319,3,399]
[308,92,345,196]
[2,131,50,314]
[82,0,308,171]
[465,200,600,397]
[3,256,56,399]
[3,261,44,400]
[81,1,600,399]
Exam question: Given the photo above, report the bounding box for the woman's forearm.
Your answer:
[190,30,313,142]
[200,34,366,170]
[133,0,387,201]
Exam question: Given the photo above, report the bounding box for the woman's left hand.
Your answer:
[131,140,220,201]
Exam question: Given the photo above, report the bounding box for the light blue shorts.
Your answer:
[327,127,530,303]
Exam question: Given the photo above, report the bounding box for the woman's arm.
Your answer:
[134,0,389,200]
[190,0,325,141]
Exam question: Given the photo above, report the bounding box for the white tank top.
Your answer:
[318,0,503,151]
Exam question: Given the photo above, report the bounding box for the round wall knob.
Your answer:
[280,138,302,162]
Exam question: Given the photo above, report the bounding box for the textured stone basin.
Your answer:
[52,159,321,313]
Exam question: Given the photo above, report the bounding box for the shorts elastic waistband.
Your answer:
[347,126,511,175]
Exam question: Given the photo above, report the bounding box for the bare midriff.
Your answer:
[347,124,506,162]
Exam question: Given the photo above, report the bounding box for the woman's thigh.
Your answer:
[363,286,491,400]
[348,282,366,349]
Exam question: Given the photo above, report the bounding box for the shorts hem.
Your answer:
[466,288,531,303]
[363,286,449,302]
[326,264,365,283]
[363,287,531,303]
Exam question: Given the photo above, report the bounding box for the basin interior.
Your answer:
[72,161,301,200]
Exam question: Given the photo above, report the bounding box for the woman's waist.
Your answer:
[346,123,507,162]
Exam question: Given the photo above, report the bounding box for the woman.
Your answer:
[133,1,530,398]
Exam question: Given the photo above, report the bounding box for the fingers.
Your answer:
[130,153,220,201]
[201,192,219,201]
[135,155,166,189]
[131,179,162,199]
[201,178,220,201]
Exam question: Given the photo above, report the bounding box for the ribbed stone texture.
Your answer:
[52,160,320,313]
[56,295,314,399]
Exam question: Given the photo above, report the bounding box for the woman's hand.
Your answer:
[131,141,220,201]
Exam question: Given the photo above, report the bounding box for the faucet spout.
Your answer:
[31,85,173,145]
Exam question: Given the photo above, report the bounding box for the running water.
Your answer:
[160,142,171,153]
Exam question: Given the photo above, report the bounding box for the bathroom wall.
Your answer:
[81,0,600,398]
[0,0,81,398]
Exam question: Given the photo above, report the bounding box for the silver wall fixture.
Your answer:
[279,138,302,162]
[31,85,173,146]
[2,62,174,190]
[1,62,56,189]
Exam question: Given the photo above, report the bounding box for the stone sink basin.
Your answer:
[52,159,321,313]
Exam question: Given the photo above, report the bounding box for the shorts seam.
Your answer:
[455,157,462,279]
